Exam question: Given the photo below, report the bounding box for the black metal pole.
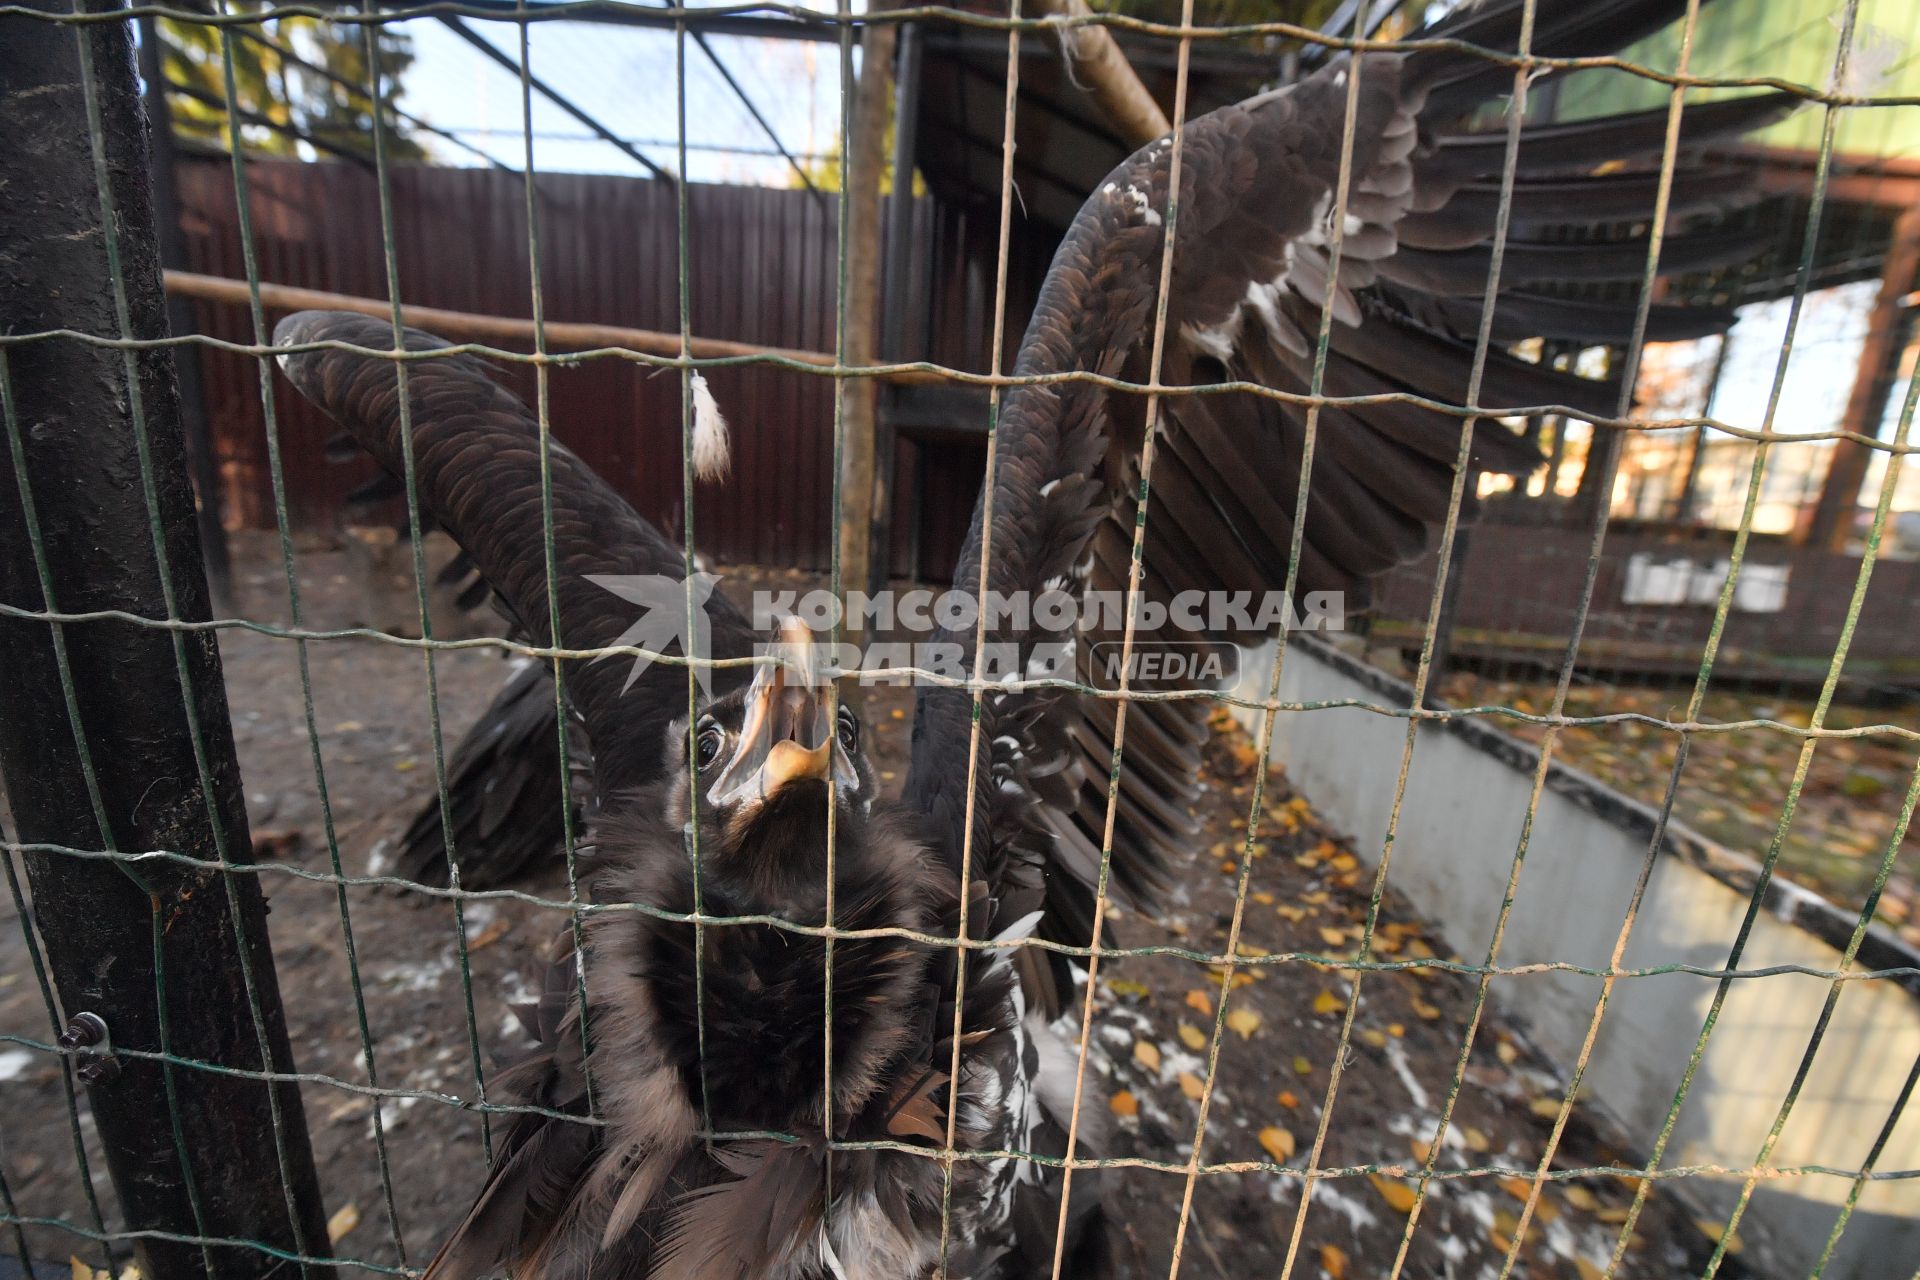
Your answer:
[0,7,333,1279]
[136,16,233,614]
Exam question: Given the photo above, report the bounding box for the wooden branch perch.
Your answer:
[162,269,942,386]
[1030,0,1171,148]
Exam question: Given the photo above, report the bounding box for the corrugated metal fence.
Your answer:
[175,155,953,571]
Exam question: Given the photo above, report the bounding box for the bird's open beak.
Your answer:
[705,617,854,808]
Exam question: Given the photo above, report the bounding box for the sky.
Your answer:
[387,3,855,186]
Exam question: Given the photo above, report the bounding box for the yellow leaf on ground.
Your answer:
[1226,1008,1262,1040]
[1463,1126,1491,1153]
[1318,927,1349,948]
[71,1259,107,1280]
[1109,1090,1139,1117]
[1258,1125,1297,1162]
[327,1203,361,1244]
[1276,1089,1300,1109]
[1293,1056,1314,1076]
[1277,904,1308,922]
[1185,989,1213,1016]
[1328,853,1358,873]
[1695,1220,1743,1254]
[1312,989,1345,1016]
[1597,1206,1632,1224]
[1499,1176,1533,1201]
[1177,1071,1205,1101]
[1220,860,1237,874]
[467,916,512,951]
[1134,1040,1162,1073]
[1368,1173,1418,1214]
[1178,1023,1207,1051]
[1564,1185,1601,1212]
[1411,997,1442,1021]
[1359,1028,1387,1049]
[1496,1039,1519,1064]
[1529,1097,1565,1120]
[1301,890,1331,905]
[1252,890,1276,905]
[1319,1243,1349,1279]
[1107,978,1150,999]
[1574,1260,1605,1280]
[1409,1137,1433,1164]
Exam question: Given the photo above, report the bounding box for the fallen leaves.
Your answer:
[1177,1071,1206,1101]
[1133,1040,1162,1073]
[1178,1023,1208,1051]
[1368,1173,1418,1213]
[1695,1219,1743,1254]
[1107,978,1150,1000]
[1109,1090,1139,1118]
[1319,1243,1348,1278]
[327,1202,361,1244]
[1258,1125,1297,1162]
[1184,989,1213,1016]
[466,915,512,951]
[1311,989,1346,1016]
[1226,1008,1262,1040]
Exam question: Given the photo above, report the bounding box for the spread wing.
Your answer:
[904,0,1793,966]
[273,310,757,798]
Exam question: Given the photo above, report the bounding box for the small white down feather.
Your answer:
[690,371,731,483]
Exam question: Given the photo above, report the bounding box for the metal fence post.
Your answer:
[0,6,334,1278]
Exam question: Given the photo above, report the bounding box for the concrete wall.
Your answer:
[1233,635,1920,1280]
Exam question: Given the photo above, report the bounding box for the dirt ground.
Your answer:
[1,532,1735,1278]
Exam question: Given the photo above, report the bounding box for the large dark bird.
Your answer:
[276,313,1109,1278]
[275,0,1789,1273]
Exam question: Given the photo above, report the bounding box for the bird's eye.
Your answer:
[836,705,859,751]
[694,723,724,768]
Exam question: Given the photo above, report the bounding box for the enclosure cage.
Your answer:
[2,1,1919,1279]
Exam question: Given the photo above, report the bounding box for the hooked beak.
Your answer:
[705,618,854,807]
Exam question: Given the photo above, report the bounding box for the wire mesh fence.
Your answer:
[2,1,1919,1279]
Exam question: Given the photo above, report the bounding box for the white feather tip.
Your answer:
[690,372,731,483]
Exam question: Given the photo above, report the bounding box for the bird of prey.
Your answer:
[275,0,1789,1273]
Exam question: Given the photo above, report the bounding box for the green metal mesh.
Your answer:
[1,2,1918,1279]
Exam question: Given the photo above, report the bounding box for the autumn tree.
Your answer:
[158,3,424,162]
